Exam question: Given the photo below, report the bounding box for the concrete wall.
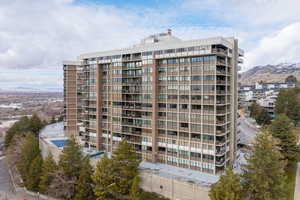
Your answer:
[140,171,210,200]
[39,137,62,163]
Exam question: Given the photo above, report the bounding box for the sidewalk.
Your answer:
[0,190,36,200]
[295,162,300,200]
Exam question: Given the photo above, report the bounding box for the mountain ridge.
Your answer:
[240,63,300,85]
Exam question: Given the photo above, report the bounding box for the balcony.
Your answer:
[216,100,226,104]
[216,129,226,136]
[215,157,225,166]
[216,70,226,75]
[216,90,226,95]
[212,48,227,56]
[216,80,226,85]
[217,59,226,66]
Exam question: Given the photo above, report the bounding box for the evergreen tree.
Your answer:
[29,114,44,136]
[17,133,40,185]
[112,140,140,195]
[249,102,260,119]
[285,75,297,83]
[58,139,83,178]
[4,116,30,147]
[209,167,244,200]
[249,102,271,125]
[74,157,95,200]
[270,114,300,162]
[51,116,56,124]
[129,176,141,200]
[275,88,300,121]
[242,131,287,200]
[47,170,77,200]
[256,108,272,125]
[26,153,43,192]
[93,154,116,200]
[57,115,64,122]
[39,152,58,193]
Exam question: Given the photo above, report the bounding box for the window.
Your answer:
[168,104,177,109]
[191,85,202,91]
[158,67,167,73]
[203,75,215,81]
[191,57,203,63]
[165,49,175,54]
[179,132,189,138]
[180,104,188,109]
[180,95,189,100]
[191,152,201,158]
[191,133,201,139]
[203,85,215,91]
[158,112,166,117]
[180,123,189,128]
[191,95,201,100]
[167,130,177,136]
[191,105,201,110]
[158,103,166,108]
[142,51,152,56]
[191,76,202,81]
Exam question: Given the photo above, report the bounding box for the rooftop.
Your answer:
[40,122,65,138]
[78,30,241,59]
[139,161,219,187]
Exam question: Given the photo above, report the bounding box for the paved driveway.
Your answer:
[0,156,13,194]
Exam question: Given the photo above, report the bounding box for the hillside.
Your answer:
[240,63,300,85]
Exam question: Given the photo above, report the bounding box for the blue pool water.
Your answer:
[51,139,68,148]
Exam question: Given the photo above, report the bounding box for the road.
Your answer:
[295,162,300,200]
[0,136,15,200]
[237,116,258,146]
[294,138,300,200]
[0,136,41,200]
[0,136,12,193]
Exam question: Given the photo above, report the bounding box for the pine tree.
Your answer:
[270,114,300,162]
[57,115,64,122]
[51,116,56,124]
[275,88,300,121]
[129,176,141,200]
[39,152,58,193]
[17,133,40,185]
[58,139,83,178]
[242,131,287,200]
[209,167,244,200]
[29,114,44,136]
[256,108,272,125]
[249,102,260,119]
[249,102,271,125]
[112,140,140,195]
[4,116,30,147]
[26,153,43,192]
[93,154,116,200]
[74,157,95,200]
[285,75,297,83]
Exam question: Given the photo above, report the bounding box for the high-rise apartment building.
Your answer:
[63,31,243,174]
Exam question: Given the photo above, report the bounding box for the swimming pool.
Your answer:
[51,139,68,148]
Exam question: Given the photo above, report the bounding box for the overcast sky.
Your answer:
[1,0,300,90]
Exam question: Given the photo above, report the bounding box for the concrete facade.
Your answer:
[140,172,210,200]
[63,31,243,174]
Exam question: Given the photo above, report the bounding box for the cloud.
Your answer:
[182,0,300,27]
[0,0,152,70]
[245,22,300,69]
[0,0,240,70]
[0,0,299,89]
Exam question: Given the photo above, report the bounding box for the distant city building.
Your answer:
[239,82,295,103]
[239,81,296,117]
[63,31,243,174]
